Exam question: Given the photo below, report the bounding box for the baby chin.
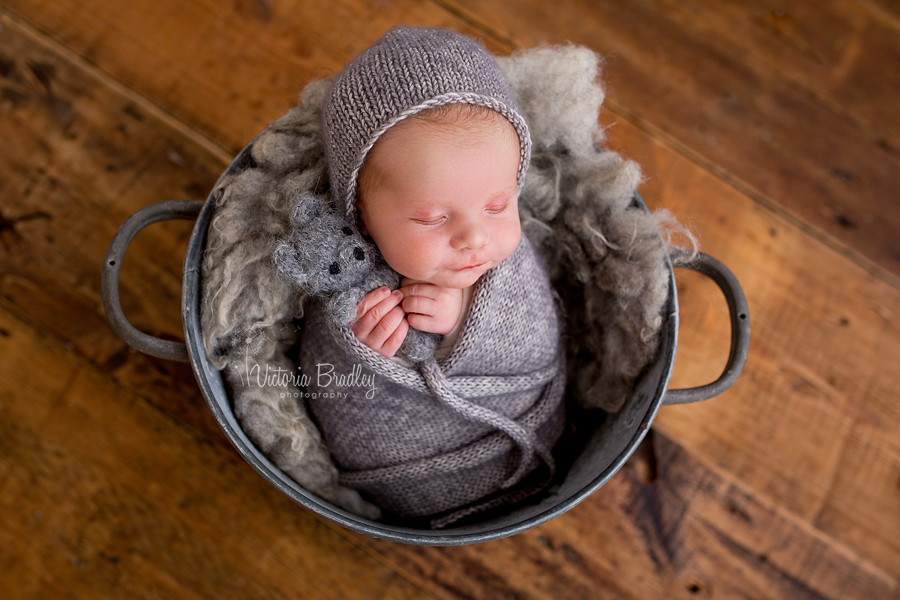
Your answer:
[433,261,495,289]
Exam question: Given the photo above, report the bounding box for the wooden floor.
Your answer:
[2,0,899,597]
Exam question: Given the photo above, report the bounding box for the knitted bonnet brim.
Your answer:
[322,26,532,219]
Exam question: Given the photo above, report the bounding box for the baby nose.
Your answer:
[451,219,488,251]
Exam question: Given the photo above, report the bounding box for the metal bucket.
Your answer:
[102,142,750,546]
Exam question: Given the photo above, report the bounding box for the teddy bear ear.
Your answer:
[290,192,323,226]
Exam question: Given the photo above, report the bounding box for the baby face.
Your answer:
[357,110,522,290]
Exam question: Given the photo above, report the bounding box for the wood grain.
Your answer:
[0,307,441,600]
[2,0,899,598]
[0,11,229,445]
[1,0,508,154]
[359,432,898,600]
[618,110,900,576]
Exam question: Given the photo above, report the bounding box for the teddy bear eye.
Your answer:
[353,247,365,261]
[329,262,341,275]
[342,227,353,236]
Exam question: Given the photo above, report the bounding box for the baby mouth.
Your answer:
[457,261,487,271]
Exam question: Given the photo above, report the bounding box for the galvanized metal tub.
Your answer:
[102,141,750,546]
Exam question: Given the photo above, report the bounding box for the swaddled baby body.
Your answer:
[286,26,567,526]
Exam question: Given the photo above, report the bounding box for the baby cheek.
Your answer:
[497,222,522,261]
[386,236,440,275]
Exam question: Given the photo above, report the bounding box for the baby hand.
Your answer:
[399,279,464,335]
[351,286,409,358]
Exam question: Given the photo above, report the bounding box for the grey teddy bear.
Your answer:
[273,191,441,364]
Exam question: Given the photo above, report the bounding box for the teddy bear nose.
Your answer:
[354,247,365,261]
[329,262,341,275]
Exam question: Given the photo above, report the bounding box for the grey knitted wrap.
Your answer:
[322,26,532,218]
[300,236,566,525]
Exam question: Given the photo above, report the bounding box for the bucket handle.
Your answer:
[664,253,750,405]
[102,200,204,362]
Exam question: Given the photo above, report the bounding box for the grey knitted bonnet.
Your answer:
[322,26,532,218]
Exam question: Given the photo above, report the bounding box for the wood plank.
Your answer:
[0,9,239,445]
[441,0,900,283]
[600,111,900,578]
[815,423,900,578]
[607,0,900,151]
[0,307,441,600]
[1,0,509,155]
[359,432,899,600]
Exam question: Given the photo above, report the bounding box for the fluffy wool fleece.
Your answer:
[200,44,696,518]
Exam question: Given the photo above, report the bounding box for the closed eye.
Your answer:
[411,216,446,226]
[486,202,509,215]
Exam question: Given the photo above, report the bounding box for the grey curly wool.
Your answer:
[200,41,695,520]
[272,192,441,363]
[200,80,381,518]
[498,45,696,411]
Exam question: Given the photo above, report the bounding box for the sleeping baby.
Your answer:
[276,26,567,527]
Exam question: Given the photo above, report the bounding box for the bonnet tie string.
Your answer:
[419,358,554,487]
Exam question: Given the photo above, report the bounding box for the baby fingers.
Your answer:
[401,294,438,317]
[399,278,440,299]
[352,289,408,357]
[356,286,392,319]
